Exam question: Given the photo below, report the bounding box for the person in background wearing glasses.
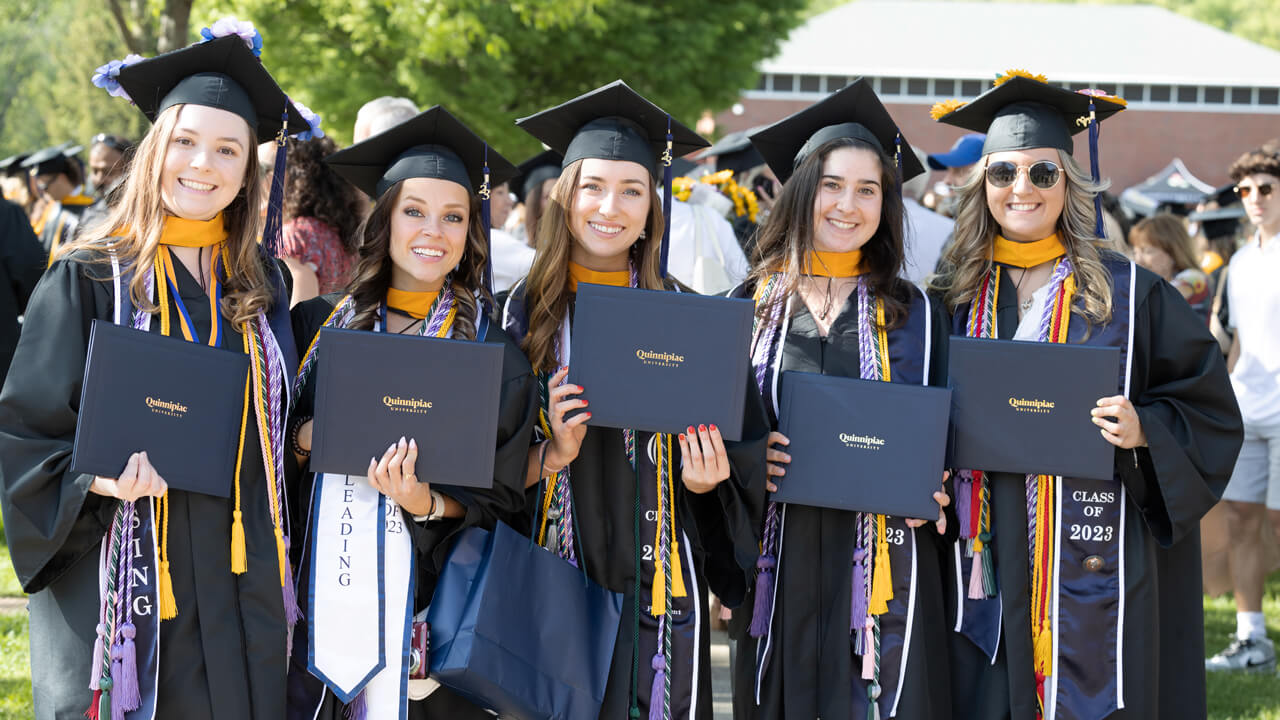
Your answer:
[1206,147,1280,673]
[20,142,94,263]
[930,73,1241,719]
[75,134,136,241]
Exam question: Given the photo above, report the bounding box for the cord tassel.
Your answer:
[647,654,665,720]
[230,510,247,574]
[748,553,775,638]
[114,624,140,711]
[868,515,894,615]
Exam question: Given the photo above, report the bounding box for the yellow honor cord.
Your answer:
[230,359,252,574]
[157,494,177,619]
[652,434,666,616]
[567,262,630,292]
[991,233,1066,269]
[667,433,686,600]
[869,513,894,615]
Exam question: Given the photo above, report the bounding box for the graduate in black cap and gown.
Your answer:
[0,153,36,214]
[929,72,1243,720]
[23,142,95,263]
[512,149,563,247]
[285,106,537,720]
[0,23,307,720]
[0,196,45,385]
[503,80,771,720]
[727,79,954,720]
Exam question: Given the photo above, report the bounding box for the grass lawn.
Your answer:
[0,508,1279,718]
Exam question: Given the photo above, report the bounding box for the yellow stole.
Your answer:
[386,288,440,320]
[991,233,1065,269]
[568,262,629,291]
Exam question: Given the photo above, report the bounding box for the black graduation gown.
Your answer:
[503,280,771,720]
[727,279,956,720]
[285,292,538,720]
[0,198,46,384]
[0,247,297,720]
[945,258,1243,720]
[37,195,93,261]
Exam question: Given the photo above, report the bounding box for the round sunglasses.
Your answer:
[985,160,1062,190]
[1234,183,1274,199]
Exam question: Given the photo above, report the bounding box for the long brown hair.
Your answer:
[747,136,912,331]
[930,150,1114,327]
[344,179,489,340]
[520,158,666,373]
[62,104,271,330]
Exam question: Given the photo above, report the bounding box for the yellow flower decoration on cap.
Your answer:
[993,69,1049,87]
[930,98,967,120]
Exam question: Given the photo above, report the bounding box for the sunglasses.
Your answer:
[1235,183,1274,199]
[985,160,1062,190]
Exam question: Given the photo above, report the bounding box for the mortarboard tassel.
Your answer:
[659,117,673,280]
[894,133,903,200]
[1087,99,1104,239]
[480,146,494,311]
[261,110,289,258]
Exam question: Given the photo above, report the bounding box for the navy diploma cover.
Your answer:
[773,370,951,519]
[567,283,753,440]
[309,327,503,486]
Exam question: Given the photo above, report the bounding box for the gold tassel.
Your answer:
[156,493,177,619]
[670,541,687,599]
[652,567,666,616]
[230,510,247,574]
[1034,625,1053,676]
[869,514,894,615]
[274,528,288,587]
[158,560,177,620]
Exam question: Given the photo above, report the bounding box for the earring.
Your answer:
[638,229,647,240]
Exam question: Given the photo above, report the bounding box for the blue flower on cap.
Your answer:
[200,17,264,57]
[290,99,324,141]
[91,54,145,103]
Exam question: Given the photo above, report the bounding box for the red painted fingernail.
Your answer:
[585,412,593,418]
[687,426,695,435]
[710,424,718,433]
[678,433,686,442]
[699,424,707,433]
[581,400,588,406]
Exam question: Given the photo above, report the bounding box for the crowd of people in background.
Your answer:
[0,17,1274,720]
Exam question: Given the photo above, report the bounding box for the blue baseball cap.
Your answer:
[927,133,986,170]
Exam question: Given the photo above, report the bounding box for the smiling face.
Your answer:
[387,177,471,292]
[810,146,883,253]
[159,104,252,220]
[985,147,1065,242]
[567,157,652,270]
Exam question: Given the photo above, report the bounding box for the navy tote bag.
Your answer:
[428,520,624,720]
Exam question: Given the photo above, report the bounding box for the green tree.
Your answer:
[197,0,809,154]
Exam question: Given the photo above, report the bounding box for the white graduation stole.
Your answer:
[308,473,415,718]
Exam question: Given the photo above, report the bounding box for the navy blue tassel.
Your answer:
[660,116,673,280]
[1087,100,1104,239]
[262,109,289,258]
[895,133,903,200]
[480,144,494,312]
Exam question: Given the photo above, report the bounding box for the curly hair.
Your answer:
[1229,147,1280,182]
[282,136,364,253]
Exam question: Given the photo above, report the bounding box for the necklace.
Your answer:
[1012,267,1035,315]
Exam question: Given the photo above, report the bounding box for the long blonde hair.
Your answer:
[61,104,271,330]
[930,149,1114,327]
[520,158,666,373]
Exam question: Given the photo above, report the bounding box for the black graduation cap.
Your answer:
[115,35,305,144]
[748,78,925,184]
[513,149,563,204]
[934,75,1125,156]
[0,154,27,177]
[1189,204,1246,240]
[325,106,517,199]
[21,142,83,177]
[514,80,708,179]
[698,129,765,177]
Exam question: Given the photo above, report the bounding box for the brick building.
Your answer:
[716,1,1280,192]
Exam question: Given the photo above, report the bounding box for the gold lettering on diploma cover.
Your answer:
[839,432,886,450]
[383,396,433,414]
[635,349,685,368]
[145,396,188,418]
[1008,397,1056,414]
